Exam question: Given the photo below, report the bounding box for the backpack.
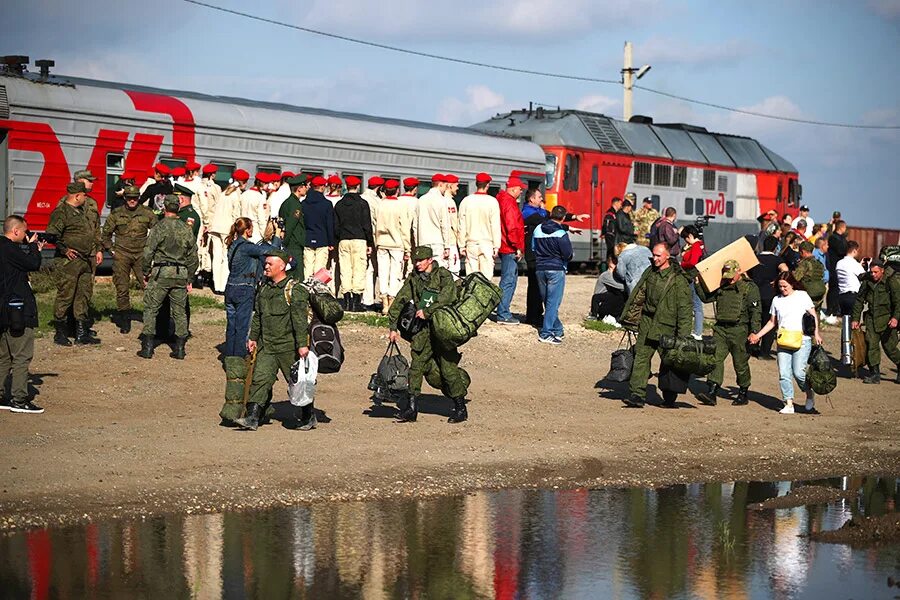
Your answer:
[368,341,410,404]
[806,344,837,395]
[309,316,344,374]
[431,272,502,349]
[659,334,717,376]
[648,217,664,248]
[602,211,617,237]
[292,278,344,325]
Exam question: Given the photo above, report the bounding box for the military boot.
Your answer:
[117,310,132,334]
[342,293,351,311]
[53,322,72,346]
[895,367,900,384]
[448,398,468,423]
[353,293,363,312]
[298,402,318,430]
[622,394,645,408]
[733,387,749,406]
[75,320,101,345]
[137,335,154,359]
[235,403,262,431]
[698,382,719,406]
[170,337,187,360]
[661,391,678,408]
[396,395,418,422]
[862,366,881,384]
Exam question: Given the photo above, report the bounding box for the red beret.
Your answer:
[281,171,295,179]
[232,169,250,182]
[201,164,218,175]
[431,173,446,183]
[171,166,186,177]
[368,176,385,187]
[403,177,419,187]
[154,163,170,175]
[444,174,459,184]
[345,175,361,186]
[254,172,268,182]
[185,161,201,171]
[507,177,525,189]
[384,179,400,188]
[475,172,492,183]
[327,175,342,186]
[311,175,328,186]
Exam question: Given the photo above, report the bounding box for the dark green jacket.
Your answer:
[793,256,826,302]
[697,276,761,331]
[852,274,900,333]
[621,260,693,341]
[178,205,202,239]
[249,277,310,353]
[142,216,199,282]
[46,201,101,256]
[279,195,306,259]
[102,205,156,254]
[388,265,458,330]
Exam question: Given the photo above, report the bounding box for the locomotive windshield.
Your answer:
[545,153,557,189]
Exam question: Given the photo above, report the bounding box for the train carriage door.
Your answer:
[0,130,7,217]
[105,153,124,217]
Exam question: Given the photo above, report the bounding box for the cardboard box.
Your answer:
[695,237,760,292]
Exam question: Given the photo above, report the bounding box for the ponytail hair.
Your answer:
[226,217,253,247]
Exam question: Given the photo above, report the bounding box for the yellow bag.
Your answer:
[777,328,803,350]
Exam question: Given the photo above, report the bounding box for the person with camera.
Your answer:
[0,216,45,413]
[851,260,900,385]
[387,246,469,424]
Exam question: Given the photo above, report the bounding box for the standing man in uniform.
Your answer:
[324,175,344,207]
[241,174,269,242]
[852,260,900,384]
[334,175,374,312]
[695,260,761,406]
[496,177,525,325]
[46,182,102,346]
[279,174,308,277]
[361,176,384,309]
[621,243,693,408]
[415,174,452,268]
[443,174,462,277]
[399,177,419,271]
[458,173,500,279]
[793,241,827,313]
[138,195,199,360]
[632,196,659,247]
[61,169,100,217]
[199,164,223,290]
[141,163,174,212]
[374,179,412,314]
[175,183,202,239]
[302,176,335,279]
[387,246,470,424]
[235,249,312,431]
[101,185,156,333]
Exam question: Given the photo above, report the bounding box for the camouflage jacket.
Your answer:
[388,265,458,330]
[249,276,310,354]
[632,207,660,246]
[697,276,761,331]
[46,201,101,256]
[793,256,826,302]
[621,260,693,341]
[142,216,199,282]
[102,205,156,254]
[852,273,900,333]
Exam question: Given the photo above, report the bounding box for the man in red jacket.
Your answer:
[496,177,525,324]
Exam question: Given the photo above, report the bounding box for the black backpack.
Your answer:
[648,217,664,248]
[309,316,344,374]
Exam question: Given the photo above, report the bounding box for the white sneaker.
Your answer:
[779,402,795,414]
[825,316,839,326]
[691,333,703,341]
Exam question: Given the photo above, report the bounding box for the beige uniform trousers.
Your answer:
[338,239,369,295]
[377,247,406,298]
[362,253,378,306]
[208,233,229,293]
[304,247,331,282]
[465,242,495,279]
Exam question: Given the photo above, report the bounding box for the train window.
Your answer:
[725,201,734,218]
[487,184,500,197]
[633,161,652,185]
[106,153,124,172]
[653,164,671,187]
[563,153,580,191]
[650,195,660,211]
[684,197,694,215]
[545,154,558,189]
[702,169,716,191]
[695,198,704,215]
[672,166,687,188]
[210,161,235,190]
[787,179,799,207]
[105,153,125,211]
[160,157,186,170]
[777,181,783,204]
[257,164,281,175]
[717,175,728,193]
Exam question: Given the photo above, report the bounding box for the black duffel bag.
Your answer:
[605,332,635,382]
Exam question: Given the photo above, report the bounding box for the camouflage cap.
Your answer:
[799,241,814,253]
[722,259,740,278]
[624,192,637,201]
[410,246,433,261]
[264,248,291,263]
[123,185,141,198]
[73,169,96,181]
[172,183,194,196]
[163,194,180,212]
[66,181,87,194]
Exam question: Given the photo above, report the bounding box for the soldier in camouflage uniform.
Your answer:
[851,259,900,384]
[101,185,156,333]
[621,243,693,407]
[138,195,198,360]
[793,241,826,312]
[631,196,660,247]
[695,260,762,406]
[387,245,470,423]
[235,249,311,431]
[46,181,103,346]
[58,169,100,217]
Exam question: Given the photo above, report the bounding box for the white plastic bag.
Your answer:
[288,352,318,407]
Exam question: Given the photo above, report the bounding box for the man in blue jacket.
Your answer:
[532,205,574,344]
[302,175,335,281]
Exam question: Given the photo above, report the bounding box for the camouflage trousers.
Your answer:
[54,256,94,321]
[409,330,470,399]
[708,324,752,388]
[247,348,295,408]
[141,279,189,338]
[111,250,143,311]
[865,323,900,369]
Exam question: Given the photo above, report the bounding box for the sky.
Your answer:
[4,0,899,228]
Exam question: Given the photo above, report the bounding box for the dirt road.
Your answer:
[1,275,898,530]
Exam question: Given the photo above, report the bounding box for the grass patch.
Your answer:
[191,295,226,310]
[582,318,622,333]
[342,312,391,328]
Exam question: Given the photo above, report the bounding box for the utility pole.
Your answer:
[621,41,651,121]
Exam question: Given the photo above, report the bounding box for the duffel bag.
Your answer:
[432,272,502,349]
[220,354,251,422]
[806,344,837,395]
[310,316,344,374]
[605,332,635,382]
[378,341,410,392]
[659,335,717,377]
[310,291,344,325]
[432,306,477,349]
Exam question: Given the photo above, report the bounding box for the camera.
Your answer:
[693,215,715,239]
[25,231,58,244]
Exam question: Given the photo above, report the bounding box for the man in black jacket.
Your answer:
[334,175,374,311]
[603,196,622,259]
[616,199,636,245]
[826,220,849,318]
[0,216,45,413]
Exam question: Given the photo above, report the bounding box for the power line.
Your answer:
[185,0,900,130]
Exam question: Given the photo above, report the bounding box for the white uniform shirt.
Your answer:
[458,193,501,248]
[268,183,291,218]
[198,178,222,226]
[415,187,451,248]
[443,191,460,247]
[240,188,268,242]
[836,256,864,294]
[361,188,381,234]
[375,196,413,251]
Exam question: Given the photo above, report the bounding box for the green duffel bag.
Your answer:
[220,355,250,422]
[310,291,344,325]
[659,334,717,377]
[432,306,475,349]
[806,344,837,395]
[432,272,502,349]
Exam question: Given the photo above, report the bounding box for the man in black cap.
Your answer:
[615,198,636,245]
[791,205,814,238]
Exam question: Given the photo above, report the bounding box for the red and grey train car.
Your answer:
[472,108,802,260]
[0,61,545,231]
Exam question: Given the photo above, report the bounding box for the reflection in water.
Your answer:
[1,477,897,599]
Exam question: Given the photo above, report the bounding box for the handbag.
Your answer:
[605,331,635,382]
[776,328,803,350]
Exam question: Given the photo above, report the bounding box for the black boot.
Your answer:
[53,322,73,346]
[117,310,131,334]
[298,402,318,430]
[75,320,101,345]
[661,391,678,408]
[235,403,262,431]
[342,293,352,311]
[352,293,363,312]
[170,336,187,360]
[733,386,749,406]
[622,394,645,408]
[863,366,881,384]
[448,397,468,423]
[137,335,154,359]
[397,394,418,422]
[698,382,719,406]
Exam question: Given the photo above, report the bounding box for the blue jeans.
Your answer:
[536,270,566,338]
[690,283,704,337]
[776,337,812,401]
[497,253,519,321]
[224,284,255,357]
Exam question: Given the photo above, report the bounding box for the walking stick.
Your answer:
[241,347,258,418]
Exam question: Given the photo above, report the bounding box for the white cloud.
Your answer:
[436,85,511,125]
[636,36,753,68]
[575,94,620,115]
